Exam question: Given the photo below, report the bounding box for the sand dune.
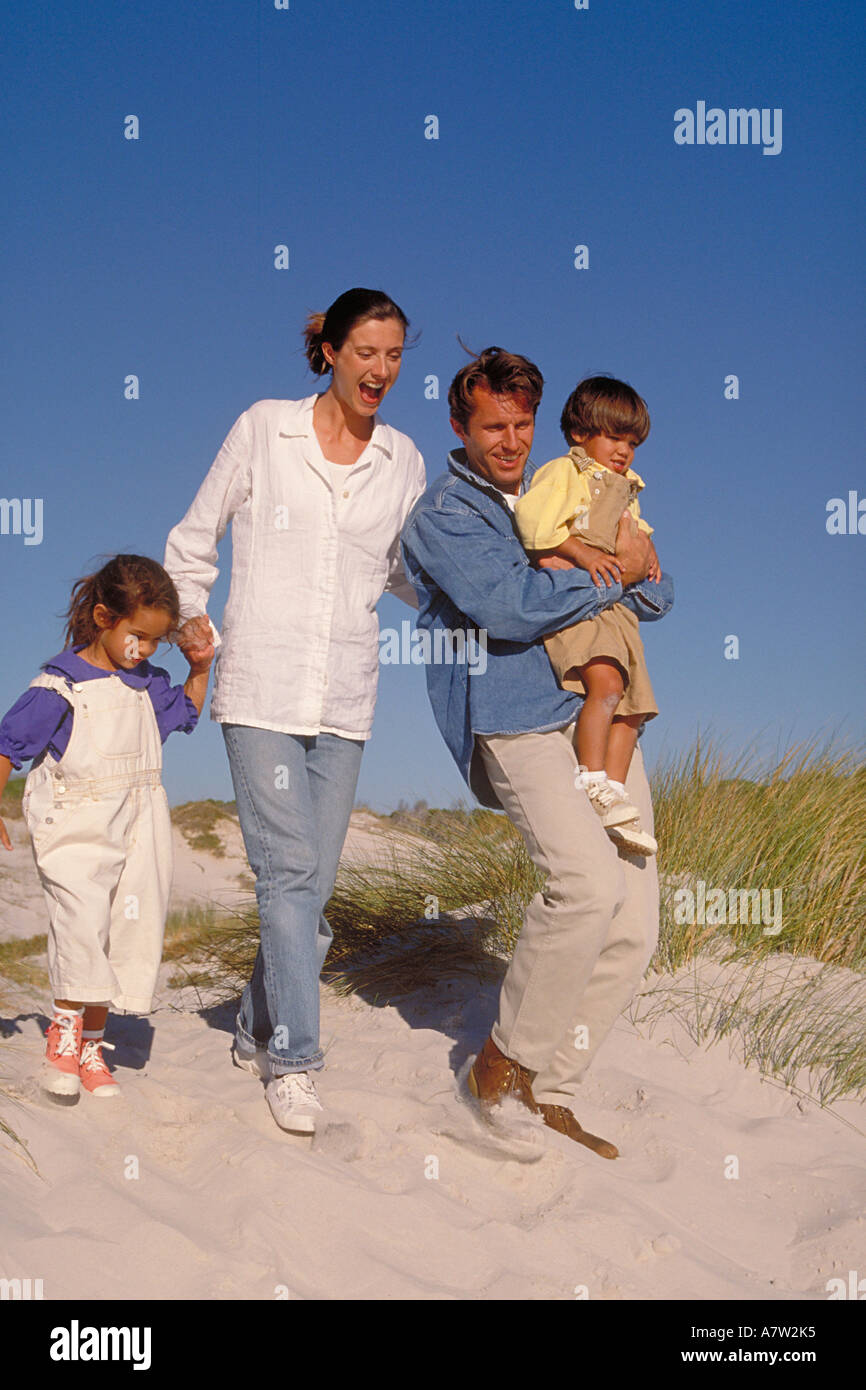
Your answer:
[1,808,863,1301]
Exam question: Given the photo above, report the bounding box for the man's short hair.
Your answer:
[448,346,544,431]
[560,375,650,446]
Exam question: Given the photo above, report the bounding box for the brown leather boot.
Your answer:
[538,1103,619,1159]
[467,1035,538,1114]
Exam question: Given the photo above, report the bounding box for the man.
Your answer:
[400,347,674,1158]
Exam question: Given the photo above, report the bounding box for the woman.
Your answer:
[164,288,425,1134]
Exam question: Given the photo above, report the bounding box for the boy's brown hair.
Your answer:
[448,346,544,431]
[560,375,650,447]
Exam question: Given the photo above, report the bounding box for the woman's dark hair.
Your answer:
[63,555,181,647]
[303,288,410,375]
[560,375,651,446]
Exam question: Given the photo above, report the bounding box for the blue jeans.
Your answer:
[222,724,364,1072]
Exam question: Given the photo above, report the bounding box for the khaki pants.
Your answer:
[476,722,658,1106]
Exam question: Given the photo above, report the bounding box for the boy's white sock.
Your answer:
[82,1029,105,1041]
[54,1006,84,1018]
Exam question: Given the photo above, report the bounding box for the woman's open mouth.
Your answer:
[358,382,384,405]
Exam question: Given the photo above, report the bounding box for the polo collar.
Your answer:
[568,445,645,491]
[279,394,393,459]
[44,645,153,688]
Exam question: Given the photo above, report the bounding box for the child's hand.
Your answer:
[176,615,215,673]
[583,553,625,588]
[534,537,622,586]
[0,816,12,851]
[536,554,575,571]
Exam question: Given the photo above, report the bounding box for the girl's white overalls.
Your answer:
[22,670,174,1012]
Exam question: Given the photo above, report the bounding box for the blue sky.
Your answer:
[2,0,864,810]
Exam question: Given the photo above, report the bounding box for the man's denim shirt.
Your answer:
[400,449,674,810]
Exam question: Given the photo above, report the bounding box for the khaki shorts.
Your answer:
[544,602,658,720]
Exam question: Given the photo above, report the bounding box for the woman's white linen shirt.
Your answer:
[164,396,425,740]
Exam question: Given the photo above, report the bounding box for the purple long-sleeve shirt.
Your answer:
[0,645,199,770]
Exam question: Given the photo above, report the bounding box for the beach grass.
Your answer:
[183,737,865,1102]
[0,774,25,820]
[169,799,238,857]
[4,740,862,1112]
[651,736,865,972]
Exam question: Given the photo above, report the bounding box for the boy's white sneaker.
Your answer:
[578,769,640,827]
[232,1035,271,1080]
[605,819,658,857]
[265,1071,323,1134]
[578,769,658,856]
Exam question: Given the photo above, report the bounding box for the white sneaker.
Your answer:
[578,770,658,856]
[605,819,658,856]
[578,770,640,827]
[265,1071,323,1134]
[232,1035,271,1080]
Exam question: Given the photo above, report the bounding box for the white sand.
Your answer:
[1,811,863,1300]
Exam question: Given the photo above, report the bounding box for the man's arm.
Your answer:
[536,514,673,620]
[401,501,624,644]
[382,450,426,609]
[619,572,674,622]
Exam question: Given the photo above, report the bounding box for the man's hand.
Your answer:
[613,512,653,586]
[646,538,662,584]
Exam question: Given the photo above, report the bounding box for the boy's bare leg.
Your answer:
[606,714,642,784]
[574,658,625,770]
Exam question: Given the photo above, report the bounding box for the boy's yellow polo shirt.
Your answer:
[514,446,653,550]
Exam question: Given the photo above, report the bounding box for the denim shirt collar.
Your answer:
[446,448,533,507]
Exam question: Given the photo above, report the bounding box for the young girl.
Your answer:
[0,555,213,1100]
[514,376,661,857]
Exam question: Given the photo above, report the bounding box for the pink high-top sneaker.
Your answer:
[42,1011,84,1098]
[79,1037,120,1098]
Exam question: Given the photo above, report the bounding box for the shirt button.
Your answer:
[44,816,53,824]
[342,490,349,499]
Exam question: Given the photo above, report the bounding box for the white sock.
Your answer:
[82,1029,105,1041]
[583,770,606,784]
[54,1006,84,1018]
[606,778,627,795]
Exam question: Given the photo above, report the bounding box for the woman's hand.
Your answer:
[175,615,215,674]
[0,816,11,851]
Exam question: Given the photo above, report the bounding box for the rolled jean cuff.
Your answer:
[269,1050,325,1074]
[236,1013,324,1072]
